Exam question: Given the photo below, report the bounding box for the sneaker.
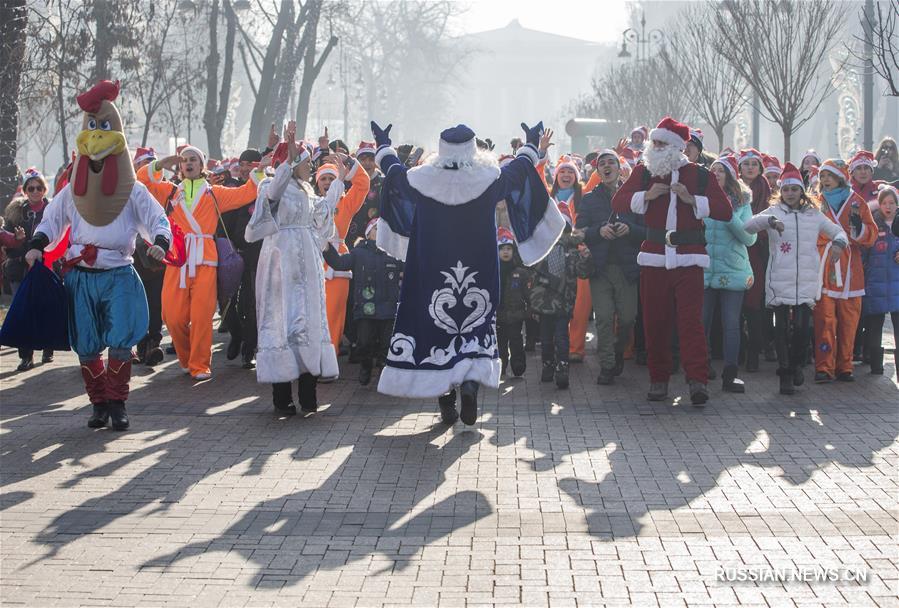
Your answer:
[145,346,164,367]
[688,381,709,406]
[241,354,255,370]
[555,361,569,389]
[193,372,212,381]
[647,382,668,401]
[814,371,833,383]
[836,371,854,382]
[597,368,615,385]
[16,358,34,372]
[721,365,744,393]
[41,349,54,364]
[274,402,297,416]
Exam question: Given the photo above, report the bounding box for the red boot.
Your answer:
[81,358,108,428]
[106,358,132,431]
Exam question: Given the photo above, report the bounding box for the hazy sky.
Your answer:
[453,0,631,43]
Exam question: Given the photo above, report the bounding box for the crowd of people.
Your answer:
[1,79,898,431]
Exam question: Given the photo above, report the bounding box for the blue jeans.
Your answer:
[702,288,743,367]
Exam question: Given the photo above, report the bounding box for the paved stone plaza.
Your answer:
[1,329,897,607]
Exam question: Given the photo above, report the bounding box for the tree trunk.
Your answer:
[783,129,791,164]
[204,0,222,158]
[713,125,725,154]
[90,0,115,82]
[246,0,291,149]
[0,0,27,209]
[295,33,338,139]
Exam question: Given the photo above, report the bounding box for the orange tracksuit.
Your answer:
[324,163,370,349]
[538,162,600,360]
[814,191,877,377]
[138,163,259,377]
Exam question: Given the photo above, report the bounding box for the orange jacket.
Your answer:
[137,163,260,286]
[325,161,370,279]
[817,190,877,299]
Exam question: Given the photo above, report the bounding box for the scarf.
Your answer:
[555,187,574,202]
[823,187,849,213]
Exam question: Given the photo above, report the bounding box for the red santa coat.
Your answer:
[611,161,733,268]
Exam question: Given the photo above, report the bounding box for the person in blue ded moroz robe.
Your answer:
[370,120,565,426]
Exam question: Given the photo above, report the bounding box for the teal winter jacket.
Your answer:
[703,193,757,291]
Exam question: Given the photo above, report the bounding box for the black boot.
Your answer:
[459,381,479,426]
[540,361,555,383]
[145,339,164,366]
[298,374,318,412]
[87,403,109,429]
[107,400,130,431]
[272,382,296,415]
[721,364,745,393]
[792,366,805,387]
[688,381,709,406]
[359,363,372,386]
[869,347,884,375]
[612,352,624,377]
[226,338,241,361]
[438,389,458,425]
[778,368,795,395]
[510,354,526,377]
[555,361,569,389]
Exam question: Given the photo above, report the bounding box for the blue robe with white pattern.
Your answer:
[374,146,565,398]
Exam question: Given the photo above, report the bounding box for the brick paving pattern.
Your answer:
[1,326,897,607]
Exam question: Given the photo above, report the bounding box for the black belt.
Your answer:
[646,228,706,247]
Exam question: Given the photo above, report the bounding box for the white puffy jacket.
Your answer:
[743,201,848,307]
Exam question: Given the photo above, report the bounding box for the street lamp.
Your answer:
[618,11,664,62]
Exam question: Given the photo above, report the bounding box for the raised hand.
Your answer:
[538,128,554,154]
[520,121,544,147]
[370,121,393,148]
[318,126,330,150]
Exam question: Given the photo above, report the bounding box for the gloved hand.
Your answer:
[146,245,165,261]
[768,215,785,234]
[370,121,392,148]
[520,121,544,147]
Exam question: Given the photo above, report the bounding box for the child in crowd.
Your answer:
[743,163,848,394]
[528,204,591,389]
[495,227,531,378]
[861,185,899,374]
[323,219,403,386]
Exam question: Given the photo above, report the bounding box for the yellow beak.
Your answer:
[76,130,126,161]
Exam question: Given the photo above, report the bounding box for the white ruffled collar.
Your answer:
[407,164,501,206]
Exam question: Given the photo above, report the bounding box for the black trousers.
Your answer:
[773,304,812,372]
[743,307,767,357]
[864,311,899,371]
[355,318,393,369]
[497,320,525,370]
[227,263,258,357]
[540,314,570,364]
[272,373,317,408]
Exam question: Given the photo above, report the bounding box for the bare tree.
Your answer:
[659,3,747,151]
[204,0,238,158]
[580,58,696,132]
[0,0,27,206]
[850,0,898,97]
[712,0,848,161]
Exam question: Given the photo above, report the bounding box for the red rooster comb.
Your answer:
[77,80,121,113]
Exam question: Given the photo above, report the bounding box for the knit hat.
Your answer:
[180,145,206,166]
[801,149,823,166]
[133,147,156,165]
[877,183,898,205]
[762,154,782,175]
[554,155,582,182]
[649,117,690,151]
[712,155,739,181]
[848,150,877,173]
[596,148,620,166]
[316,163,339,181]
[364,217,379,238]
[819,158,849,184]
[356,141,376,157]
[779,162,804,188]
[497,226,515,246]
[737,148,763,166]
[631,125,648,139]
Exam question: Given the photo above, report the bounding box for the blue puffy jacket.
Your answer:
[862,210,899,315]
[703,193,757,291]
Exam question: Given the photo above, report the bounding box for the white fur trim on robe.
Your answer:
[407,163,501,205]
[376,357,502,399]
[376,216,409,263]
[516,199,566,266]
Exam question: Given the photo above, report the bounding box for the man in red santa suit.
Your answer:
[612,117,733,405]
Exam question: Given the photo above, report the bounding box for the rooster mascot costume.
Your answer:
[25,80,173,431]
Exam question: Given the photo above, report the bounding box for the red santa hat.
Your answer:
[848,150,877,173]
[554,155,582,182]
[364,217,379,238]
[779,162,804,188]
[272,141,311,168]
[133,147,156,165]
[355,141,377,157]
[631,125,649,139]
[76,80,121,113]
[737,148,763,165]
[762,154,782,175]
[819,158,850,184]
[22,166,43,183]
[801,149,823,166]
[316,163,339,181]
[712,155,739,181]
[649,117,690,151]
[497,226,515,246]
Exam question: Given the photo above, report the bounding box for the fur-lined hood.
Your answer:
[3,197,48,228]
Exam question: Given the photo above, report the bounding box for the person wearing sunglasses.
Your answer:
[874,137,899,183]
[2,167,54,371]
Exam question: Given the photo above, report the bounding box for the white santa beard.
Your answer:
[644,146,687,178]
